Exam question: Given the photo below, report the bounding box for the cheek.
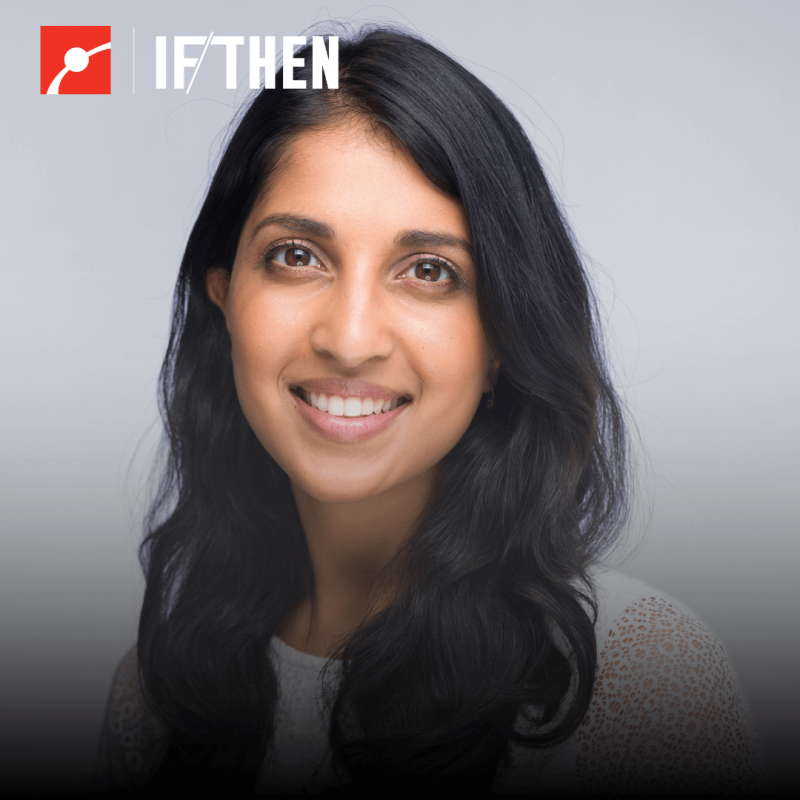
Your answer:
[230,305,271,378]
[411,311,491,424]
[227,295,290,418]
[228,285,304,367]
[422,313,490,385]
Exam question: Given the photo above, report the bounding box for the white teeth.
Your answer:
[327,396,345,416]
[344,397,361,417]
[300,390,406,417]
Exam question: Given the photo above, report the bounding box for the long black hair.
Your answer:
[137,26,629,791]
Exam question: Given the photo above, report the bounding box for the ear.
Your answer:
[206,268,231,330]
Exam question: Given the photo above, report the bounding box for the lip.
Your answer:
[291,378,409,402]
[291,389,409,442]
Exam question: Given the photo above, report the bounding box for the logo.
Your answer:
[40,26,111,94]
[155,35,338,92]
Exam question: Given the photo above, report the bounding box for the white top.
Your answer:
[96,567,766,792]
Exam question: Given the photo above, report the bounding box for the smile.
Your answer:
[289,382,411,442]
[292,387,409,417]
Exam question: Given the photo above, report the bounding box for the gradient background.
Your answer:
[2,0,797,790]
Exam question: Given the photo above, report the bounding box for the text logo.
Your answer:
[40,26,111,95]
[155,35,338,92]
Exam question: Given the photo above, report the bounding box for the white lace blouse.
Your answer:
[96,567,766,792]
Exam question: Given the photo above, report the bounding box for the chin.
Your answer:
[291,474,396,506]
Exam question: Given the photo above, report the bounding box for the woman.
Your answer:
[96,27,764,792]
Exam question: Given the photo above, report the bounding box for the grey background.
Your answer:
[1,0,797,788]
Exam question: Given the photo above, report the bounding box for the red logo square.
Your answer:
[40,26,111,95]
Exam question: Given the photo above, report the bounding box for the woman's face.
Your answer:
[208,119,498,506]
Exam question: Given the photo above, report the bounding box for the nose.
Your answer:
[309,270,394,369]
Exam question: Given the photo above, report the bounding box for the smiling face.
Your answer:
[207,119,498,508]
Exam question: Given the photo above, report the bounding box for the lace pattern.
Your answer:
[94,646,168,789]
[571,594,766,793]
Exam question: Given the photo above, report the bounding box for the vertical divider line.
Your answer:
[132,28,135,95]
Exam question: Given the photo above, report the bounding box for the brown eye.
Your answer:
[287,248,311,266]
[411,261,450,282]
[272,246,320,268]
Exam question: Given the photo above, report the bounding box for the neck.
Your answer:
[279,468,436,657]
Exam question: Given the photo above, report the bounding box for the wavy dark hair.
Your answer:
[137,26,629,792]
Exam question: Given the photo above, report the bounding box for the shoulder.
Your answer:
[95,645,169,789]
[575,566,767,793]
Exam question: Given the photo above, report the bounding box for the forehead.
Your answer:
[247,120,471,244]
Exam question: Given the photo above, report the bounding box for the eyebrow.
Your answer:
[248,214,334,243]
[394,230,473,258]
[249,214,472,257]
